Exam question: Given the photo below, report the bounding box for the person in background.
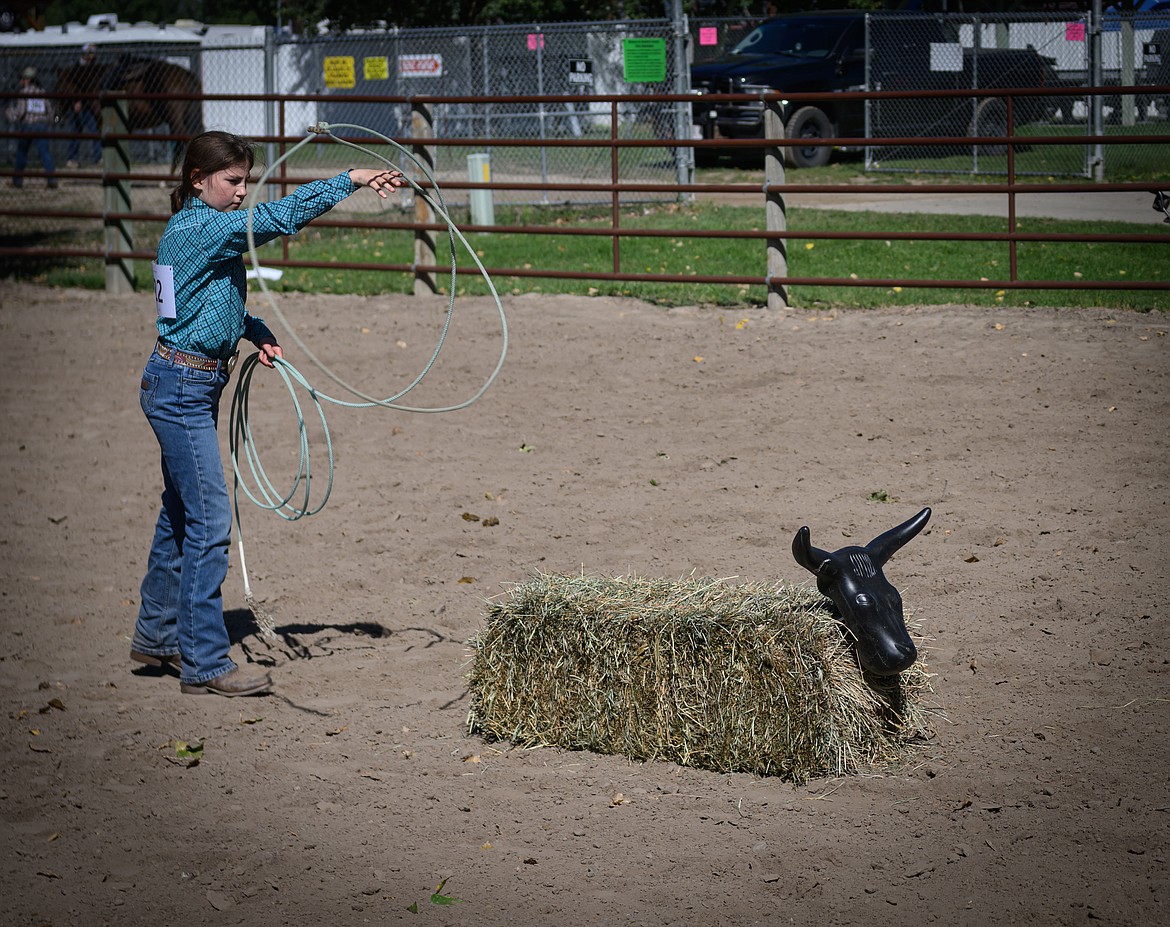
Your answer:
[6,66,57,189]
[65,44,102,168]
[132,130,406,697]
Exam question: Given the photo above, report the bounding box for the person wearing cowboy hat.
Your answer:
[5,66,58,189]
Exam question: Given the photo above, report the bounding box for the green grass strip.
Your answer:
[8,202,1167,311]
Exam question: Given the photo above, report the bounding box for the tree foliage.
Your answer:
[37,0,1123,35]
[41,0,271,28]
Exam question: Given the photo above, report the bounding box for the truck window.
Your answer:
[730,17,859,60]
[839,19,864,58]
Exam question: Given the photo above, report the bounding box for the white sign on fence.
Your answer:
[399,54,443,78]
[568,59,593,84]
[929,42,963,72]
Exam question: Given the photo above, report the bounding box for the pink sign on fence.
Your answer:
[1066,22,1086,42]
[527,33,544,51]
[699,27,718,46]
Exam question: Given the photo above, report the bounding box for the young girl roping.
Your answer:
[133,130,405,696]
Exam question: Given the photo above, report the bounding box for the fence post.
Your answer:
[102,97,135,293]
[1090,0,1105,182]
[764,97,788,310]
[411,99,437,296]
[671,0,694,197]
[263,27,278,186]
[1121,20,1136,127]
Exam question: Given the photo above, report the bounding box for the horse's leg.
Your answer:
[162,100,182,173]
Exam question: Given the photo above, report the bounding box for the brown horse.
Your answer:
[54,56,204,170]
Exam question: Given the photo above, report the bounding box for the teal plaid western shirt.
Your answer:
[154,172,357,359]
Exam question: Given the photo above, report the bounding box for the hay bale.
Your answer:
[467,574,931,782]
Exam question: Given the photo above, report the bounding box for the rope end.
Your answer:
[245,591,279,639]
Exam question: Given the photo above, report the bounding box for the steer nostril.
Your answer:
[862,640,917,676]
[892,643,918,673]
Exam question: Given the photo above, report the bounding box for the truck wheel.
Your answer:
[970,98,1008,157]
[784,106,833,169]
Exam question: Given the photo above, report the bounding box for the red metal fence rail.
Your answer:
[1,87,1167,303]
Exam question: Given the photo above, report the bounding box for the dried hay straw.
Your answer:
[467,574,932,782]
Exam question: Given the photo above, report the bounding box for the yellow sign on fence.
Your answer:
[363,57,390,81]
[323,56,356,89]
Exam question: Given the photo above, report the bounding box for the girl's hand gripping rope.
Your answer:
[255,338,283,369]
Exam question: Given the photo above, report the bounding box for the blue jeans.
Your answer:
[134,350,237,685]
[66,107,101,163]
[13,123,56,187]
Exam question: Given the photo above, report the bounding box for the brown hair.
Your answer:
[170,130,256,214]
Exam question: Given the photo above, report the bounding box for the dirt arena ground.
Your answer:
[2,283,1167,926]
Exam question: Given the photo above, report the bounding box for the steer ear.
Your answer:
[865,507,931,567]
[792,525,833,576]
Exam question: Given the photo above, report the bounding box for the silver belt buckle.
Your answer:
[226,351,239,376]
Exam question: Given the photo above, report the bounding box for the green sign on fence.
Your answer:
[622,38,666,83]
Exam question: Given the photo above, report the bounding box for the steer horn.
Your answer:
[865,506,932,566]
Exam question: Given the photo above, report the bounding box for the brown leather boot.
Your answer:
[180,667,273,697]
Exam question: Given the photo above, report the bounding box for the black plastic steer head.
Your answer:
[791,507,931,676]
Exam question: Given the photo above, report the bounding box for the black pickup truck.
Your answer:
[691,11,1060,167]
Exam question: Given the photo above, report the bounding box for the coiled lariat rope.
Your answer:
[229,122,508,636]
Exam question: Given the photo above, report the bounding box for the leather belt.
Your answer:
[155,340,238,375]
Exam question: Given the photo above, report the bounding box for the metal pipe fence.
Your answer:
[0,87,1166,303]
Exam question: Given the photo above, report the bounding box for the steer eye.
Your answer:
[854,593,873,607]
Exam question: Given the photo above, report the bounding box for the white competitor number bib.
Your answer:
[152,262,177,319]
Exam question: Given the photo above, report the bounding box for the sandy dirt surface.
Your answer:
[2,283,1168,926]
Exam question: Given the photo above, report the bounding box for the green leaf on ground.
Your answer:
[430,877,465,906]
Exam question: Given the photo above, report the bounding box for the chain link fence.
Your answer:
[689,10,1169,178]
[865,11,1170,177]
[1,19,694,208]
[1,36,204,171]
[689,16,758,65]
[287,20,690,203]
[3,11,1167,264]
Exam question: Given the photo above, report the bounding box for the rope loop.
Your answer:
[227,123,508,630]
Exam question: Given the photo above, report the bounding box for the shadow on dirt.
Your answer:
[227,608,461,667]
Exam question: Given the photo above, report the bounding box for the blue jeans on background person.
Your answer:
[66,107,101,164]
[13,123,57,187]
[134,349,237,686]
